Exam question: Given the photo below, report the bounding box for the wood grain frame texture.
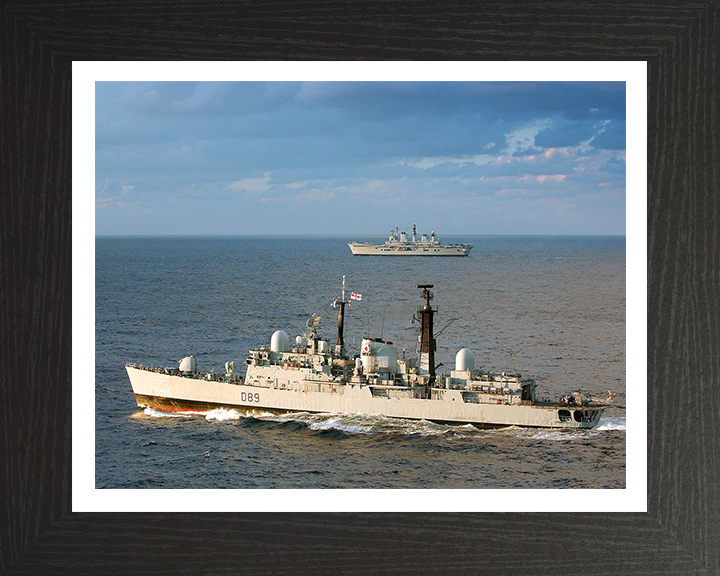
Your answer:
[1,1,718,574]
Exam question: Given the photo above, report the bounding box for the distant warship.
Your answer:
[349,224,472,256]
[126,280,611,429]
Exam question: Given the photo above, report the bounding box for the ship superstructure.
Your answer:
[127,281,609,429]
[348,224,472,256]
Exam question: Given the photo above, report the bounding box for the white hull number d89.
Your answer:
[240,391,260,403]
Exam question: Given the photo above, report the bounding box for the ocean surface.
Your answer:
[95,235,626,490]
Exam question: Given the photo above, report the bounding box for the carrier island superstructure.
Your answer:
[126,283,609,429]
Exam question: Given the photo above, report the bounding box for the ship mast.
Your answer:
[333,276,350,357]
[416,284,436,383]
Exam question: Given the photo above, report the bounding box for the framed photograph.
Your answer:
[2,2,717,574]
[79,65,641,513]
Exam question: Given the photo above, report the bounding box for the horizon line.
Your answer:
[95,232,626,238]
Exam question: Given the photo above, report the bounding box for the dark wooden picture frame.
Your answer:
[1,2,717,574]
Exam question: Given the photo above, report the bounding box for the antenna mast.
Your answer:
[416,284,436,383]
[380,303,388,340]
[333,275,350,357]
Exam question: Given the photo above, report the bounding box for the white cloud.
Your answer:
[227,176,272,194]
[402,154,494,170]
[585,119,611,147]
[503,119,552,155]
[408,157,449,170]
[284,181,310,189]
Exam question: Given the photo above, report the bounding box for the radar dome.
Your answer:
[179,355,197,373]
[455,348,475,372]
[271,330,290,353]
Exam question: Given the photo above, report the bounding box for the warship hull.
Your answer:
[127,366,602,429]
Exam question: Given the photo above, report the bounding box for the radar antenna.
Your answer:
[417,284,434,307]
[305,315,321,337]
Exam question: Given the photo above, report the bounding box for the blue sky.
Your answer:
[95,81,626,235]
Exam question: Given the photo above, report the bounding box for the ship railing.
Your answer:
[128,363,176,376]
[533,398,555,406]
[298,381,342,394]
[458,391,526,406]
[367,383,415,390]
[373,388,417,399]
[128,361,247,382]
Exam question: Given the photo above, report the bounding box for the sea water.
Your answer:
[95,235,626,489]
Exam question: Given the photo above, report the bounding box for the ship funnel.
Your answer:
[455,348,475,372]
[271,330,290,352]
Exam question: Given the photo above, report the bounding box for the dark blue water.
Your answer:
[96,235,626,489]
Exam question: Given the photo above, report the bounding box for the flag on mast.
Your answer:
[350,292,362,301]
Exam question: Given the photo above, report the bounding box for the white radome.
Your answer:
[455,348,475,372]
[271,330,290,353]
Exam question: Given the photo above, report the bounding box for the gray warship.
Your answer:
[349,224,472,256]
[127,281,610,429]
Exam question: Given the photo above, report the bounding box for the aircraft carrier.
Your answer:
[348,224,472,256]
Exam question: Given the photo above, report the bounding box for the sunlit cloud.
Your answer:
[536,174,566,184]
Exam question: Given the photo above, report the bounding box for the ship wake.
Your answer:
[137,406,625,439]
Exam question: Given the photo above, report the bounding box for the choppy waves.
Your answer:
[100,236,627,489]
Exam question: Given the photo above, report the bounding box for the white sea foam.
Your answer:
[307,417,373,435]
[142,407,195,418]
[504,415,626,440]
[520,429,587,441]
[321,413,432,436]
[392,420,451,437]
[205,408,242,421]
[334,414,462,437]
[247,411,310,424]
[595,416,626,431]
[249,411,446,436]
